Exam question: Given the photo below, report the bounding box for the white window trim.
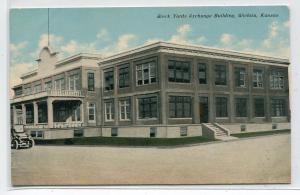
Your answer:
[238,70,246,88]
[88,102,96,123]
[119,100,131,121]
[104,102,114,122]
[270,71,284,89]
[69,74,79,91]
[54,78,64,90]
[253,70,264,88]
[136,62,156,86]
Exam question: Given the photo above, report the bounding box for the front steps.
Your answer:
[202,123,238,140]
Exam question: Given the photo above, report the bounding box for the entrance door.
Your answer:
[199,97,209,123]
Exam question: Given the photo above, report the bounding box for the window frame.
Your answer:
[168,60,191,83]
[104,100,114,122]
[215,97,228,118]
[104,70,114,91]
[235,67,246,88]
[87,72,95,91]
[254,98,265,117]
[270,70,285,89]
[253,69,264,88]
[235,97,248,117]
[69,74,80,91]
[119,99,131,121]
[119,66,130,88]
[271,99,286,117]
[215,65,227,86]
[88,102,96,122]
[169,96,192,118]
[136,61,157,86]
[198,63,207,84]
[137,96,158,119]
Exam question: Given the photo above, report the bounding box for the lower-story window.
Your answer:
[271,99,286,117]
[216,97,228,117]
[138,96,158,119]
[235,98,247,117]
[88,103,96,122]
[119,99,131,120]
[31,131,43,138]
[254,98,265,117]
[169,96,192,118]
[105,100,114,121]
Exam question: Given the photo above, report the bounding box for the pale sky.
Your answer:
[9,6,290,95]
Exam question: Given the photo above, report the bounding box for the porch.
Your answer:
[12,99,84,129]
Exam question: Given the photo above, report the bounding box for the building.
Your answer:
[10,42,290,140]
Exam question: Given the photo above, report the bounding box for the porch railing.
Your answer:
[47,90,83,97]
[53,122,83,128]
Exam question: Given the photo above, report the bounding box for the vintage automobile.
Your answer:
[11,125,34,149]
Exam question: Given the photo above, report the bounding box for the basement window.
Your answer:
[180,126,188,136]
[150,127,157,138]
[111,127,118,137]
[240,124,246,132]
[272,123,278,130]
[74,129,84,137]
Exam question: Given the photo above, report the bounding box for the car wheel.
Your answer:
[11,140,19,150]
[28,139,35,148]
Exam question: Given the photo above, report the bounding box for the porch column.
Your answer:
[47,98,53,128]
[21,104,26,125]
[33,101,38,126]
[80,101,84,124]
[12,105,17,125]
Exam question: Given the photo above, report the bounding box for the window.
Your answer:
[34,84,42,93]
[88,72,95,91]
[119,66,130,88]
[235,98,247,117]
[198,63,207,84]
[168,60,191,83]
[215,65,227,85]
[25,105,34,124]
[271,99,286,117]
[254,98,265,117]
[138,96,158,119]
[272,123,278,129]
[240,124,246,132]
[31,131,43,138]
[253,69,263,88]
[119,99,131,120]
[54,78,65,90]
[14,87,22,96]
[235,67,246,87]
[38,103,47,123]
[270,70,284,89]
[74,129,84,137]
[169,96,192,118]
[44,81,52,91]
[88,103,96,122]
[111,127,118,137]
[104,71,114,91]
[71,104,81,122]
[216,97,228,117]
[24,86,32,95]
[180,126,188,136]
[69,74,80,90]
[150,127,157,137]
[104,100,114,121]
[136,61,156,85]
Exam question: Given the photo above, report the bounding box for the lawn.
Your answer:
[231,129,290,138]
[35,136,215,146]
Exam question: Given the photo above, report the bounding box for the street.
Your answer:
[11,134,291,185]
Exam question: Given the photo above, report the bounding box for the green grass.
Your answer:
[35,136,215,146]
[231,129,290,138]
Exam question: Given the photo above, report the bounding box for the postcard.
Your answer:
[9,6,290,186]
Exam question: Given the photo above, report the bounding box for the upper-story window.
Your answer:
[168,60,191,83]
[23,86,32,95]
[104,70,114,91]
[235,67,246,87]
[270,70,284,89]
[69,74,80,91]
[119,66,130,88]
[253,69,263,88]
[14,87,22,96]
[136,61,156,86]
[88,72,95,91]
[54,78,65,90]
[198,63,207,84]
[215,65,227,85]
[44,81,52,91]
[34,84,42,93]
